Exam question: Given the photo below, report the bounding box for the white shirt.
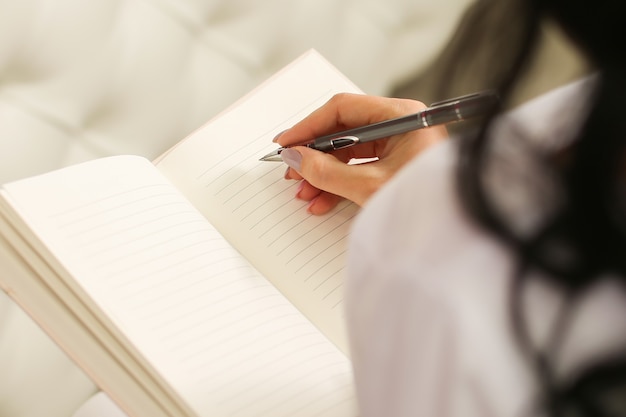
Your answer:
[345,78,626,417]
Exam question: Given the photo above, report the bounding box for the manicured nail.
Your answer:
[273,129,288,143]
[281,148,302,172]
[295,181,305,198]
[306,196,319,214]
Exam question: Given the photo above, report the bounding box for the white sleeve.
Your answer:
[344,141,533,417]
[346,253,462,417]
[345,142,470,417]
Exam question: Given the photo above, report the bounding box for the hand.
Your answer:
[277,93,448,215]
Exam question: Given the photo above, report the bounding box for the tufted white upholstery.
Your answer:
[0,1,472,416]
[0,0,474,184]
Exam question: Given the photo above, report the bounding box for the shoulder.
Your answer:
[348,74,598,267]
[346,136,516,331]
[345,75,599,338]
[348,138,504,281]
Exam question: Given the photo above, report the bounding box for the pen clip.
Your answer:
[327,135,360,151]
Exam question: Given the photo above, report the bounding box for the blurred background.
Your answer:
[0,0,588,416]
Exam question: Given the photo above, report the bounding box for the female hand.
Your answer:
[277,93,448,215]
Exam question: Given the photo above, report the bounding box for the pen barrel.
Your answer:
[423,92,498,126]
[311,115,420,150]
[307,91,499,152]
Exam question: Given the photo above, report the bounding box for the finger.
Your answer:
[276,94,427,148]
[282,146,383,207]
[284,166,303,181]
[295,180,322,202]
[285,177,344,215]
[306,192,343,215]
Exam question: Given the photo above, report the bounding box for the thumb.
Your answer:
[281,147,380,206]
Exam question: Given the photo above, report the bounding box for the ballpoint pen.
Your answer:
[259,90,498,162]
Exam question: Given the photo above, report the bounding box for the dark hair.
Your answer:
[446,0,626,415]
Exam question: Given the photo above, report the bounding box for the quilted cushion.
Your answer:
[0,0,473,183]
[0,0,473,416]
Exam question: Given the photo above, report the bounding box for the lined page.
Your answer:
[2,155,356,417]
[155,50,363,351]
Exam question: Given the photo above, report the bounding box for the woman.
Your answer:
[277,0,626,415]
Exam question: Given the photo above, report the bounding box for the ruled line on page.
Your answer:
[219,166,282,201]
[252,195,304,234]
[206,348,343,397]
[47,184,169,221]
[284,206,352,261]
[196,89,334,184]
[223,361,352,415]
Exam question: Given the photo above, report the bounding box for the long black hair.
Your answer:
[445,0,626,415]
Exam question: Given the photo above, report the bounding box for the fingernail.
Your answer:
[295,181,305,198]
[273,129,288,143]
[281,148,302,172]
[306,196,319,214]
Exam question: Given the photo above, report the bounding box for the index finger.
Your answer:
[276,93,427,149]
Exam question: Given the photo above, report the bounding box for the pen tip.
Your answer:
[259,148,284,162]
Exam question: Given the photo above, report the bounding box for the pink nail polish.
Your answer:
[296,181,305,197]
[272,129,288,143]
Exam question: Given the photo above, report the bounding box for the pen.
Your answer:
[259,90,498,162]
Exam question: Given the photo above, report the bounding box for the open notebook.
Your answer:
[0,50,361,417]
